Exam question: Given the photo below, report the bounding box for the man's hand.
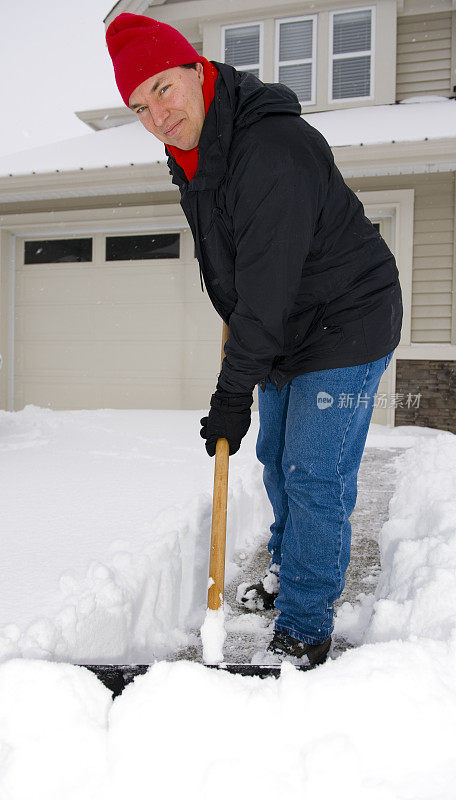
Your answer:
[200,389,253,457]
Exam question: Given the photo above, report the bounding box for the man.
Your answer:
[106,13,402,668]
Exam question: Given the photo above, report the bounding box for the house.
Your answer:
[0,0,455,431]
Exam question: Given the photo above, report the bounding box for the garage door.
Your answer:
[14,224,222,410]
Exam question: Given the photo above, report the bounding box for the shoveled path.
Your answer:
[180,446,406,665]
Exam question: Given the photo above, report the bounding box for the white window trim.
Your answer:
[328,5,376,105]
[358,189,413,348]
[221,21,264,80]
[274,15,317,107]
[358,189,414,425]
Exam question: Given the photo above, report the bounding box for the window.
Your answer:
[222,22,263,78]
[105,234,180,261]
[275,16,317,105]
[24,238,92,264]
[329,7,374,101]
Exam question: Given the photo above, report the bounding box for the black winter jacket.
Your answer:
[166,61,403,396]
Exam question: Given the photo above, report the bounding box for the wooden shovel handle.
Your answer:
[207,321,230,611]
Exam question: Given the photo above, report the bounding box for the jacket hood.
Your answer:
[166,60,302,192]
[231,67,302,129]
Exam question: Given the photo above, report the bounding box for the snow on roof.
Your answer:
[0,96,454,178]
[308,95,456,149]
[0,122,166,178]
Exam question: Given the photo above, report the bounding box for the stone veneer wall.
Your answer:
[395,360,456,433]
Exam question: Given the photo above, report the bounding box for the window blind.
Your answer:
[224,25,260,70]
[278,18,314,103]
[332,9,372,100]
[279,20,312,61]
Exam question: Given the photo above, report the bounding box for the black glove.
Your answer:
[200,389,253,457]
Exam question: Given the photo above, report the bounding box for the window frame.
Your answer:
[274,14,317,107]
[104,232,181,263]
[328,5,376,105]
[221,20,264,80]
[22,236,93,265]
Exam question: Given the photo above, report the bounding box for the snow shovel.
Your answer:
[79,323,303,696]
[199,322,284,676]
[198,323,315,678]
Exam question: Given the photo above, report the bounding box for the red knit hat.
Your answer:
[106,13,202,106]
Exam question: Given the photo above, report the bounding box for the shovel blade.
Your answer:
[78,662,313,697]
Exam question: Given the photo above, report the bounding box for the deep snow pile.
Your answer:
[335,430,456,648]
[2,644,456,800]
[0,406,270,663]
[1,407,456,798]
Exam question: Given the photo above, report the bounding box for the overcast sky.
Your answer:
[0,0,122,157]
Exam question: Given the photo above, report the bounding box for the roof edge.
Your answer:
[0,138,455,206]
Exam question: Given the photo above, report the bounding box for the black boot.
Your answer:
[266,629,331,668]
[236,563,280,611]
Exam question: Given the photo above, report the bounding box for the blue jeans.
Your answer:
[256,351,394,645]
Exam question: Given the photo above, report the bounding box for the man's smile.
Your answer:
[166,119,183,136]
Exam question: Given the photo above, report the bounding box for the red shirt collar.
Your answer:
[167,57,219,182]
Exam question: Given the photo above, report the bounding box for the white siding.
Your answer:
[396,12,452,101]
[347,172,455,344]
[412,173,454,343]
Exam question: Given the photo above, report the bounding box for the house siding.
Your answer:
[396,11,453,101]
[346,171,455,344]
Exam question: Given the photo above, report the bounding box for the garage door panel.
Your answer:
[16,303,218,344]
[16,268,95,304]
[89,302,220,344]
[183,340,221,379]
[183,379,223,409]
[98,380,184,409]
[15,305,92,341]
[16,342,97,376]
[15,380,101,410]
[183,303,221,341]
[16,341,189,378]
[90,302,185,340]
[89,268,185,304]
[93,341,186,377]
[15,378,192,410]
[17,267,187,306]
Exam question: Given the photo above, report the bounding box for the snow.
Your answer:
[0,659,110,799]
[0,121,165,177]
[200,607,226,664]
[0,96,455,178]
[400,94,450,104]
[366,432,456,644]
[308,95,456,148]
[0,405,270,661]
[2,406,456,797]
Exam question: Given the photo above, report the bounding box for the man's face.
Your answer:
[129,62,205,150]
